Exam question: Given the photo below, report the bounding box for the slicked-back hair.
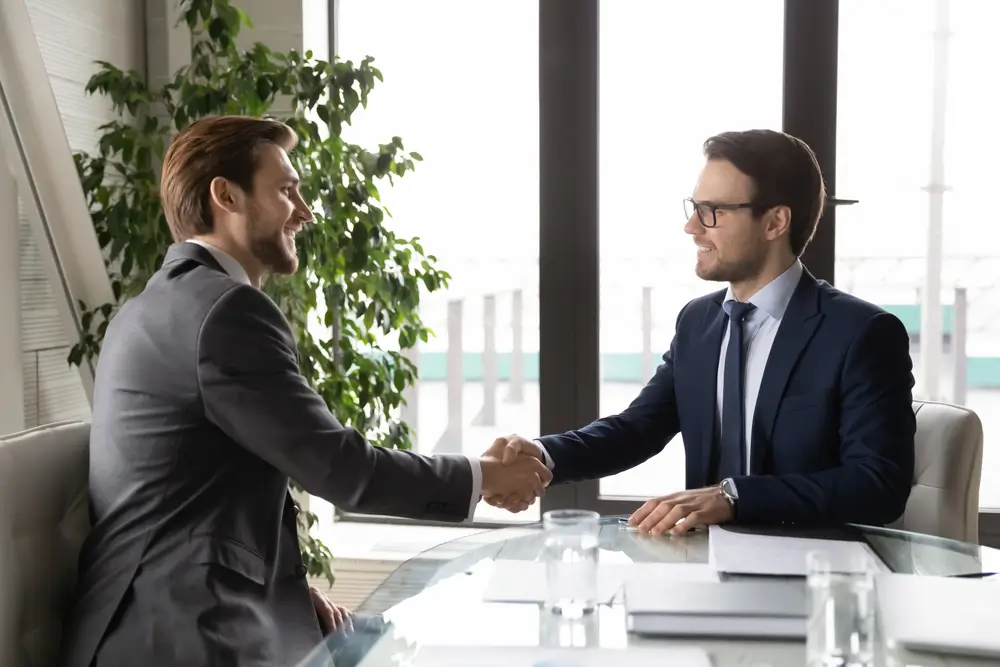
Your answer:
[703,129,826,257]
[160,115,298,241]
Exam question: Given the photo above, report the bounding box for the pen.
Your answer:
[951,571,997,579]
[617,516,706,533]
[618,516,689,525]
[618,517,637,530]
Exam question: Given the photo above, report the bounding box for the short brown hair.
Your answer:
[160,116,298,241]
[703,129,825,257]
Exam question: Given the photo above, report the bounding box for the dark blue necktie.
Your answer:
[720,301,756,481]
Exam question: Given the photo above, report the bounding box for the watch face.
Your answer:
[721,478,735,498]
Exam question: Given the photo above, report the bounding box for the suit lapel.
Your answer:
[750,270,824,474]
[693,296,727,485]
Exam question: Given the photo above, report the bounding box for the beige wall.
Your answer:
[0,123,21,433]
[16,0,144,429]
[11,0,310,431]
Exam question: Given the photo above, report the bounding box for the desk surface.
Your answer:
[296,519,1000,666]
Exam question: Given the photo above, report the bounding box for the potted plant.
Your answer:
[68,0,449,585]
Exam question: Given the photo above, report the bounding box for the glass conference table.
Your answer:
[296,517,1000,667]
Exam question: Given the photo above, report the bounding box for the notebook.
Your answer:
[624,579,807,639]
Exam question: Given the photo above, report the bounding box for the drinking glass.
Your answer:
[542,509,601,618]
[806,550,876,667]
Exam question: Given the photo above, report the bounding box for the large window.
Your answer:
[836,0,1000,511]
[325,0,997,542]
[336,0,541,523]
[594,0,785,502]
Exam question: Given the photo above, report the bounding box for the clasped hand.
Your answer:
[479,435,553,511]
[481,435,550,513]
[482,435,735,531]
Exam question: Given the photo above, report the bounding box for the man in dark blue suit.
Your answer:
[486,129,915,536]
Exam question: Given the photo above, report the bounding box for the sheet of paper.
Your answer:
[482,560,718,604]
[409,646,713,667]
[709,525,876,576]
[877,573,1000,658]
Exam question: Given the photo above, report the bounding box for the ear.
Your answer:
[763,204,792,242]
[209,176,245,215]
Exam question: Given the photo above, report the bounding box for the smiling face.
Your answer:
[243,142,312,275]
[684,158,771,286]
[207,140,313,280]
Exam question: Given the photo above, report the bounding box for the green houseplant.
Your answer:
[67,0,450,585]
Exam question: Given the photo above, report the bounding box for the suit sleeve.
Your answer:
[536,313,684,485]
[734,312,915,525]
[196,284,475,522]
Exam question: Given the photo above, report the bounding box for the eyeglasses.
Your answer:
[684,196,861,228]
[683,197,755,228]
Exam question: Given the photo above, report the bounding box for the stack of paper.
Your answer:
[708,525,878,576]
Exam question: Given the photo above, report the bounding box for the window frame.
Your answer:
[549,0,841,517]
[329,0,999,548]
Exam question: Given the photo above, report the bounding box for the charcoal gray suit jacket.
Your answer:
[60,241,475,667]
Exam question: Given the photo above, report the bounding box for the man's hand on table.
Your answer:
[310,586,354,635]
[626,486,734,536]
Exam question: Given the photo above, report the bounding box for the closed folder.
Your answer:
[624,579,807,639]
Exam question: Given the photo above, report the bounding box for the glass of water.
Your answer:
[542,509,601,618]
[806,550,876,667]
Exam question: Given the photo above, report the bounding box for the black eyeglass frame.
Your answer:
[683,196,860,228]
[683,197,755,228]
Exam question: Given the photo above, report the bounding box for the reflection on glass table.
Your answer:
[295,518,1000,667]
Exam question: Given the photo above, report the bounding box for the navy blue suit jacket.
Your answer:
[538,270,916,526]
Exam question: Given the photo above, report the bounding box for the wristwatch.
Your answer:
[720,477,739,508]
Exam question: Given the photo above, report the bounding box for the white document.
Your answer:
[409,646,713,667]
[877,573,1000,659]
[482,560,718,604]
[708,525,877,576]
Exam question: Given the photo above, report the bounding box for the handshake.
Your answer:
[478,435,551,513]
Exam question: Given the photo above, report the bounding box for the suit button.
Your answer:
[295,564,308,578]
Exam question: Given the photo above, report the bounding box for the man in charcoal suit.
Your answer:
[60,115,551,667]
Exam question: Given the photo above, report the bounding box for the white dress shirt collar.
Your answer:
[185,239,251,286]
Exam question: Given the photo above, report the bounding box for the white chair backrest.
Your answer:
[0,421,90,667]
[890,401,983,544]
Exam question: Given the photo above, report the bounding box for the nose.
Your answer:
[683,211,701,236]
[295,193,315,224]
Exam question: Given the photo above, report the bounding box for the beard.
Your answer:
[695,243,767,285]
[247,204,298,276]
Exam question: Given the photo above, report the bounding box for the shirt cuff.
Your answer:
[464,455,483,521]
[534,439,555,470]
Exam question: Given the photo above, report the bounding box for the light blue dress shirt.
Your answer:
[717,259,803,475]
